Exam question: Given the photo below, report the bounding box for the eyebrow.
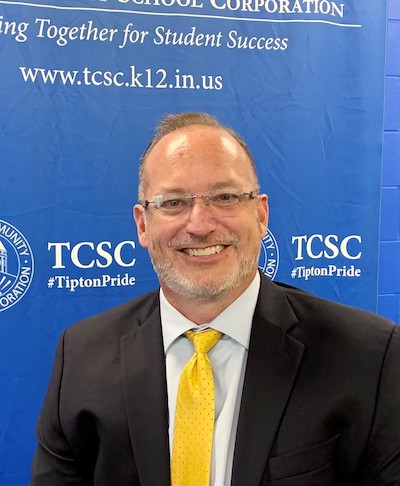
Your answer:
[154,181,244,195]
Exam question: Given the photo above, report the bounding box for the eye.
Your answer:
[214,192,239,204]
[161,197,186,209]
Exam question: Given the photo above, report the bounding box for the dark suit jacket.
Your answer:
[30,274,400,485]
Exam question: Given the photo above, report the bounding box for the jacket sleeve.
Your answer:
[357,324,400,484]
[30,331,88,486]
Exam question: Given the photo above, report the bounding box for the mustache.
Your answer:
[168,233,240,250]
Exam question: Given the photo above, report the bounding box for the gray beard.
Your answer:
[149,250,259,302]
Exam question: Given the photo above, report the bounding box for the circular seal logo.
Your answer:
[0,220,34,312]
[259,229,279,280]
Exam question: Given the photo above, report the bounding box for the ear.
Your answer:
[133,204,148,249]
[257,194,269,236]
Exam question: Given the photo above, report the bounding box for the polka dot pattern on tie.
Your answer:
[171,328,222,486]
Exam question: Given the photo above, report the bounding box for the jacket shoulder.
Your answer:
[271,279,396,338]
[65,289,160,341]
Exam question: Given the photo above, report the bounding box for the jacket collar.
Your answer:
[120,298,171,486]
[231,274,305,486]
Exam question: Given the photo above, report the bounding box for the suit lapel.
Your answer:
[120,298,170,486]
[231,276,305,486]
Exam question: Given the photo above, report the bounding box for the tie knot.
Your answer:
[185,328,222,354]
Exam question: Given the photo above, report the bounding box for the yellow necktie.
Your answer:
[171,328,222,486]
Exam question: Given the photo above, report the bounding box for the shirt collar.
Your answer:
[160,272,260,353]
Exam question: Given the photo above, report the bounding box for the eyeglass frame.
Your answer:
[141,188,259,214]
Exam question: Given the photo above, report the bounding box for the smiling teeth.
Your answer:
[184,245,225,256]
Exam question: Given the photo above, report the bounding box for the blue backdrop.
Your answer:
[0,0,386,483]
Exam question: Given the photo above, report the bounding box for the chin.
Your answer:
[165,270,249,301]
[153,253,259,300]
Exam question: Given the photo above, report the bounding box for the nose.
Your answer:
[184,197,217,236]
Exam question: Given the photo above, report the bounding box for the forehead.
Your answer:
[143,126,254,192]
[160,126,241,158]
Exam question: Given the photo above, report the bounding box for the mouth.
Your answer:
[181,245,227,257]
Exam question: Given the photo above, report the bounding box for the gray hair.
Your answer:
[138,111,259,201]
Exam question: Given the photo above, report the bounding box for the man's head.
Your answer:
[138,112,259,201]
[134,112,268,307]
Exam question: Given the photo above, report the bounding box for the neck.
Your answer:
[160,275,256,325]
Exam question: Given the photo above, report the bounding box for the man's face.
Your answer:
[134,125,269,303]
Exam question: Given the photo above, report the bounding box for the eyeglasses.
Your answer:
[142,189,259,215]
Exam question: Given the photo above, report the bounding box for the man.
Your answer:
[31,112,400,485]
